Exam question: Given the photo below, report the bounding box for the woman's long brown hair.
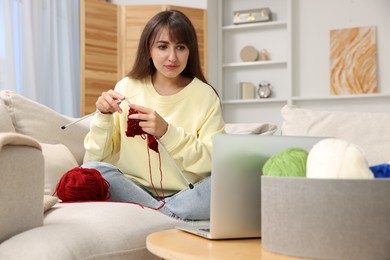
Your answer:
[127,10,215,93]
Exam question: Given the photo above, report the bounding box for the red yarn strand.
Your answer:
[126,106,166,209]
[146,141,166,204]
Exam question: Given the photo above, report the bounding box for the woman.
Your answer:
[83,10,225,220]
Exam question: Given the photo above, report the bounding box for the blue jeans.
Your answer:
[81,162,211,220]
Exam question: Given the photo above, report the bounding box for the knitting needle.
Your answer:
[156,138,194,189]
[124,96,131,105]
[124,96,193,188]
[61,111,98,129]
[61,97,128,130]
[125,95,193,189]
[61,97,194,189]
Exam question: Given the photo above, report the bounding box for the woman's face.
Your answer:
[150,28,190,79]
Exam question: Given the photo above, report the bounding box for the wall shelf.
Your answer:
[292,93,390,102]
[223,60,287,68]
[218,0,292,125]
[222,21,287,31]
[223,98,288,105]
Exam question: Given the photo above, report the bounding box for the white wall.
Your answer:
[293,0,390,98]
[112,0,390,112]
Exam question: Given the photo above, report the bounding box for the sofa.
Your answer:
[1,89,389,260]
[0,90,277,260]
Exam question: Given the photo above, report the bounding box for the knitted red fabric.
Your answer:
[54,167,111,202]
[126,107,158,152]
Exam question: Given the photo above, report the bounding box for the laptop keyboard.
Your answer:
[200,228,210,232]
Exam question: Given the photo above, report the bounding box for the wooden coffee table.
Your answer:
[146,229,301,260]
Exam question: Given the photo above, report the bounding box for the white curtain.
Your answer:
[0,0,80,117]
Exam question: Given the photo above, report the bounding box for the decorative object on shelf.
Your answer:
[330,26,377,95]
[239,82,256,99]
[257,81,272,98]
[259,48,270,61]
[233,8,272,25]
[240,45,258,62]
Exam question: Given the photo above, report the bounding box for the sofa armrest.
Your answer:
[0,133,44,243]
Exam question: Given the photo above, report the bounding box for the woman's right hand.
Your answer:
[96,90,126,114]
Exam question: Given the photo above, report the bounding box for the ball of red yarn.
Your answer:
[54,167,111,202]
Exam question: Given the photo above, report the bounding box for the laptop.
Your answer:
[177,134,325,239]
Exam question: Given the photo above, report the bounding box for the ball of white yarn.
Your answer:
[306,138,374,179]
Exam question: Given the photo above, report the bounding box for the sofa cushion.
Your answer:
[281,105,390,166]
[225,123,277,135]
[41,143,78,196]
[0,202,183,260]
[0,91,89,165]
[0,96,15,132]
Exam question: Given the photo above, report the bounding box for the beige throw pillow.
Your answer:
[281,105,390,166]
[43,195,59,212]
[0,94,15,132]
[41,143,78,196]
[225,123,277,135]
[0,90,89,165]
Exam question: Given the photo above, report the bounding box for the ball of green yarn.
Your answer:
[262,148,309,177]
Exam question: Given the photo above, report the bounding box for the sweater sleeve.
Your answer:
[158,97,225,176]
[84,111,121,162]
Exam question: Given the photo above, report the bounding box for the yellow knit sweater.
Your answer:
[84,76,225,195]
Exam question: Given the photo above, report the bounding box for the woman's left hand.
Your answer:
[128,104,168,138]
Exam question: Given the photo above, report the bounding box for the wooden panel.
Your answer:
[120,5,166,76]
[81,0,119,116]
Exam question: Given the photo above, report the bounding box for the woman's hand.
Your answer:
[96,90,126,114]
[128,104,168,138]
